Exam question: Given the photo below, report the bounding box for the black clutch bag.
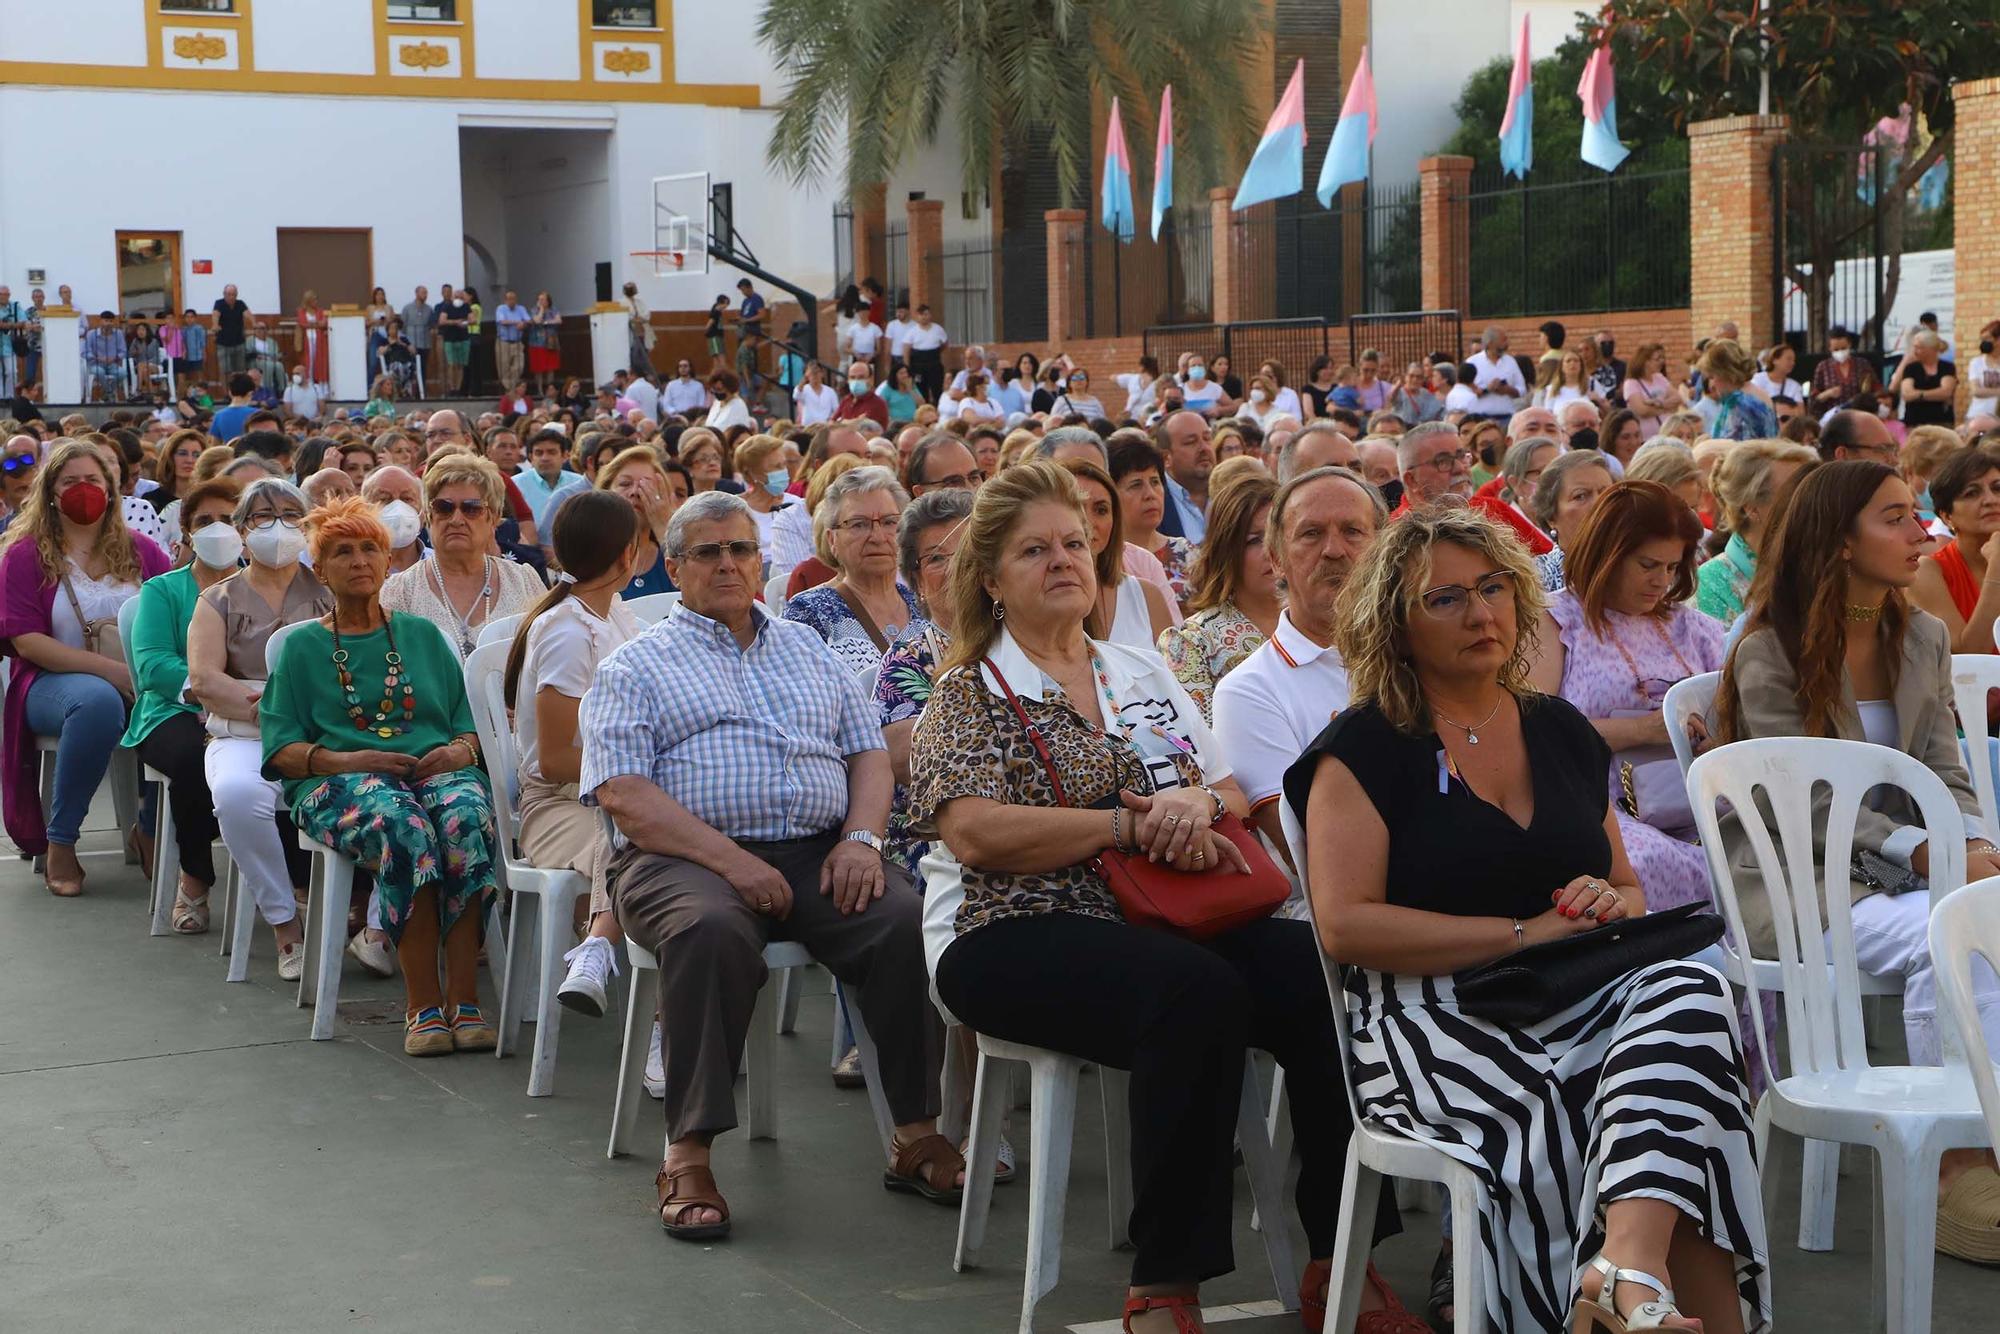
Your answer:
[1451,902,1725,1026]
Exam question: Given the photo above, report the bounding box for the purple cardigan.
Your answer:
[0,534,171,852]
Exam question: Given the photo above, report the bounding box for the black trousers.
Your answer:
[133,712,216,885]
[936,913,1397,1286]
[908,349,945,403]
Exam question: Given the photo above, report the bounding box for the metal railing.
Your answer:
[1142,318,1330,385]
[939,240,995,347]
[1232,181,1420,323]
[1067,207,1214,340]
[1459,159,1690,318]
[1347,311,1465,383]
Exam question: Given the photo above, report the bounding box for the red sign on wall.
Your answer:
[192,260,213,274]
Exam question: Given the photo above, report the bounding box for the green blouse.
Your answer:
[120,564,202,749]
[259,612,474,804]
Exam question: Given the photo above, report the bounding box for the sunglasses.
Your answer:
[680,540,761,564]
[430,498,488,518]
[1,455,37,474]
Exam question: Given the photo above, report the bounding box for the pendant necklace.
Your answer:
[1433,695,1503,745]
[331,615,417,738]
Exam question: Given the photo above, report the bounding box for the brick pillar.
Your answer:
[1687,114,1790,346]
[906,197,944,314]
[1045,209,1086,342]
[1953,78,2000,391]
[851,181,887,289]
[1209,188,1241,327]
[1418,154,1473,314]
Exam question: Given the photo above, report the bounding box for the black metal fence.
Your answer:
[831,203,854,296]
[1459,160,1690,318]
[1348,311,1465,380]
[1067,207,1214,340]
[939,240,995,346]
[883,225,907,308]
[1142,319,1330,385]
[1231,181,1420,324]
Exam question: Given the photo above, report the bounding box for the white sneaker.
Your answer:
[557,935,618,1018]
[346,930,395,978]
[644,1020,665,1100]
[276,941,304,982]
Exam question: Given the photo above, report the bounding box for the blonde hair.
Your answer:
[734,433,785,480]
[1709,439,1817,531]
[421,451,506,512]
[997,428,1040,472]
[1627,439,1700,491]
[1333,502,1546,734]
[595,444,671,495]
[0,440,143,587]
[1184,468,1278,615]
[192,443,236,484]
[1901,424,1963,480]
[678,426,725,470]
[942,461,1091,674]
[804,451,865,515]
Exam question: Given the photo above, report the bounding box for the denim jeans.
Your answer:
[24,671,126,846]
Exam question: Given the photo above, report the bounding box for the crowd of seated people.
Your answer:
[15,316,2000,1334]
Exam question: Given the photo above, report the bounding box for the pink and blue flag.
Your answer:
[1316,45,1376,206]
[1233,60,1306,211]
[1577,41,1630,173]
[1100,97,1135,242]
[1497,16,1534,179]
[1151,85,1174,241]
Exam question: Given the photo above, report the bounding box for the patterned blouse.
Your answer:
[1157,601,1268,724]
[1154,537,1195,608]
[908,656,1207,938]
[875,622,945,877]
[782,582,920,678]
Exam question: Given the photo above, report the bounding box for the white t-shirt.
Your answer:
[282,382,324,418]
[1270,386,1303,421]
[1967,355,2000,418]
[625,377,661,423]
[52,558,139,651]
[884,318,913,356]
[1443,383,1479,414]
[906,323,949,353]
[1536,384,1588,410]
[1115,371,1159,421]
[849,321,883,357]
[1749,371,1805,405]
[1470,352,1526,415]
[1181,378,1223,411]
[704,396,753,432]
[513,596,642,786]
[1212,611,1350,814]
[795,382,840,426]
[957,396,1004,423]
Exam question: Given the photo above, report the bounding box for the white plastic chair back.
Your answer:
[763,573,787,613]
[462,640,524,860]
[115,596,143,686]
[1950,653,2000,835]
[1664,670,1719,778]
[1930,877,2000,1152]
[625,590,681,625]
[264,618,310,675]
[1687,736,1968,1085]
[476,611,525,649]
[1277,795,1366,1130]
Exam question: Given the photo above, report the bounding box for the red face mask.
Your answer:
[57,481,109,525]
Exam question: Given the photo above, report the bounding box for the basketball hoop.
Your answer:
[629,249,686,278]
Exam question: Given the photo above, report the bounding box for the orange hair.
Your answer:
[304,493,392,564]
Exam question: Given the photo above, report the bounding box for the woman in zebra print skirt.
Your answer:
[1284,505,1769,1333]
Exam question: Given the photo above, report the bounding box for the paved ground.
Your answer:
[4,801,1998,1333]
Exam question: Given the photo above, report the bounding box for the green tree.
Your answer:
[756,0,1265,210]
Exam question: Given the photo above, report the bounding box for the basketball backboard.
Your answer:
[642,171,710,278]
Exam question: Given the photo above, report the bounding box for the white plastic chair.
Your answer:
[463,640,588,1096]
[26,596,141,878]
[762,573,787,614]
[267,621,352,1038]
[1949,654,2000,835]
[474,612,524,649]
[954,1039,1299,1334]
[1689,737,1990,1334]
[1931,878,2000,1153]
[624,590,681,625]
[1278,798,1487,1332]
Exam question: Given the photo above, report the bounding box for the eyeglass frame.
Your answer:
[1415,567,1519,620]
[834,515,901,537]
[1415,447,1477,474]
[677,539,762,564]
[430,497,489,518]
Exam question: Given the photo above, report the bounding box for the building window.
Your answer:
[592,3,657,26]
[387,1,458,20]
[160,1,237,12]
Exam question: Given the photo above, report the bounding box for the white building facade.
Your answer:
[0,0,838,324]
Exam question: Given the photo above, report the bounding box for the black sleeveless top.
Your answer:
[1281,694,1612,922]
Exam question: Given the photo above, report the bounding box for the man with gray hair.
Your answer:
[1276,420,1359,483]
[581,487,953,1242]
[1033,424,1108,467]
[948,344,988,395]
[1393,420,1553,553]
[1470,324,1526,421]
[1557,399,1600,442]
[301,466,356,509]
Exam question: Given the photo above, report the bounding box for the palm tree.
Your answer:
[757,0,1266,210]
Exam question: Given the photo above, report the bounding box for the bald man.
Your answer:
[302,466,356,509]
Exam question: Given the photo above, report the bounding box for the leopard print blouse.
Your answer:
[907,663,1206,937]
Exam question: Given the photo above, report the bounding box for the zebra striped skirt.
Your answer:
[1348,958,1771,1333]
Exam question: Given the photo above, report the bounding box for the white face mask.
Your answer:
[246,523,307,568]
[1249,388,1269,404]
[1831,348,1851,362]
[291,373,303,384]
[189,522,243,570]
[376,499,422,549]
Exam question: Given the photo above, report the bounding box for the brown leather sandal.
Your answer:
[656,1164,732,1241]
[1122,1292,1203,1332]
[882,1132,966,1205]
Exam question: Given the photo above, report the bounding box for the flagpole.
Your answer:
[1757,0,1770,115]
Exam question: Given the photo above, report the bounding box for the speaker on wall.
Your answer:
[595,263,613,303]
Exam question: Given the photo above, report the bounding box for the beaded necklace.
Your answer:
[426,554,495,657]
[331,614,416,738]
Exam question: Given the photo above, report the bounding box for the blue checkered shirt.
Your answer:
[579,601,883,842]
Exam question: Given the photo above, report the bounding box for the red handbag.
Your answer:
[983,658,1291,939]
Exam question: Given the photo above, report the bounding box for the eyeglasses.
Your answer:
[0,455,37,474]
[247,513,304,531]
[187,512,231,532]
[1418,448,1476,473]
[921,471,985,491]
[431,498,488,518]
[1417,569,1518,619]
[835,516,901,537]
[680,539,761,564]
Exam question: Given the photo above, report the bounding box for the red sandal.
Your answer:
[1122,1292,1203,1332]
[1300,1259,1430,1334]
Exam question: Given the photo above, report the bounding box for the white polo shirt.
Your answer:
[884,318,913,356]
[1211,609,1350,815]
[907,323,949,353]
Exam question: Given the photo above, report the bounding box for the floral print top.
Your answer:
[875,622,945,877]
[1157,601,1269,724]
[1154,537,1196,609]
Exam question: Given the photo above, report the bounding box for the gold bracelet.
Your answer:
[304,743,322,776]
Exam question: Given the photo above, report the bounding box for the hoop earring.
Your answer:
[992,601,1006,621]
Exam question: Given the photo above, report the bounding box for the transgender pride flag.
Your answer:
[1101,97,1135,242]
[1233,60,1306,210]
[1577,41,1630,172]
[1151,85,1174,241]
[1497,16,1533,179]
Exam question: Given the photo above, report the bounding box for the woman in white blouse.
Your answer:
[956,373,1006,423]
[505,489,645,1018]
[1061,457,1174,651]
[703,369,754,433]
[1750,343,1806,406]
[379,454,546,661]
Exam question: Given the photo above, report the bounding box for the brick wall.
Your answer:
[1688,114,1789,347]
[1955,78,2000,387]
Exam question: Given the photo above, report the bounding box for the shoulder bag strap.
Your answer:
[981,657,1071,808]
[833,582,892,655]
[55,566,102,652]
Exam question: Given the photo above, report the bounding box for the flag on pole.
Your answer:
[1233,60,1306,210]
[1576,41,1630,173]
[1316,45,1377,206]
[1101,97,1135,242]
[1151,85,1174,241]
[1498,16,1534,179]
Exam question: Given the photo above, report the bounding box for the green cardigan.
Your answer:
[119,564,203,749]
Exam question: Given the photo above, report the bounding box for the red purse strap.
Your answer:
[981,657,1072,808]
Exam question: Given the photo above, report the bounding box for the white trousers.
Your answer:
[205,738,300,929]
[1850,887,2000,1065]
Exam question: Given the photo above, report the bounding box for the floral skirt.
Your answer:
[292,770,497,944]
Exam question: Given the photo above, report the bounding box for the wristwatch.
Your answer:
[842,829,885,854]
[1201,785,1225,825]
